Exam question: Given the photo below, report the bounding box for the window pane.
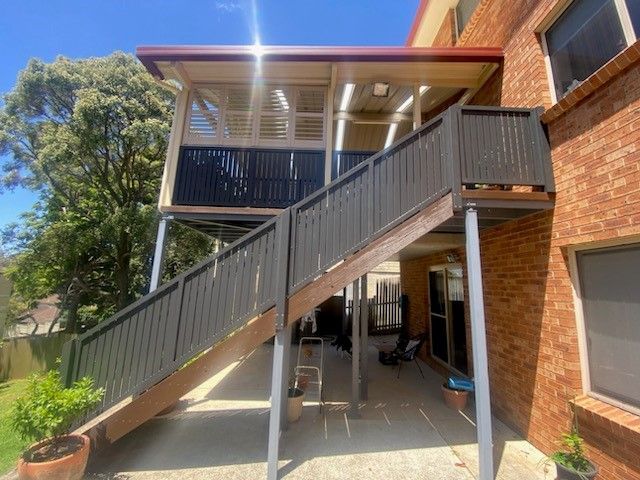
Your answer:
[429,270,446,316]
[626,0,640,37]
[546,0,626,99]
[456,0,480,34]
[577,244,640,408]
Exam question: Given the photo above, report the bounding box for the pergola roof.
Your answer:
[137,45,502,87]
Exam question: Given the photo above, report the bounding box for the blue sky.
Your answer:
[0,0,418,231]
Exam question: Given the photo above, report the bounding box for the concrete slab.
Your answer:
[88,340,554,480]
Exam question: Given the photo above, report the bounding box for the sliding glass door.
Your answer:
[428,266,468,375]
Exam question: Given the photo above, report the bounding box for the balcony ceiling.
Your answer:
[137,45,502,89]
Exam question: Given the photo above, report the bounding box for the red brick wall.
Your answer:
[432,9,457,47]
[406,1,640,478]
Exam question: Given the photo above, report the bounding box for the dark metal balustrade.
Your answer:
[331,150,375,180]
[173,147,324,208]
[60,105,554,415]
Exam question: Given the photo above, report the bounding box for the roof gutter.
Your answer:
[136,45,503,80]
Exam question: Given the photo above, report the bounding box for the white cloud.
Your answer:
[214,1,243,12]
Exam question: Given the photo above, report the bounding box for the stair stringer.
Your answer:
[77,193,454,447]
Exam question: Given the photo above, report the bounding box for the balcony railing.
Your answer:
[331,151,375,180]
[172,106,554,210]
[173,147,325,208]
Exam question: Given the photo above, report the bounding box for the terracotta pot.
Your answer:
[441,384,469,410]
[18,434,90,480]
[287,387,305,423]
[555,460,598,480]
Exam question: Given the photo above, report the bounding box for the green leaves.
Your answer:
[12,370,103,443]
[549,430,591,473]
[0,53,177,330]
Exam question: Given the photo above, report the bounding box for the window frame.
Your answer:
[568,236,640,416]
[541,0,638,105]
[183,84,327,149]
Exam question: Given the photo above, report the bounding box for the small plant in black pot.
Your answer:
[549,430,597,480]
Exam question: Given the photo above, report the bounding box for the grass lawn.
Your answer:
[0,379,29,475]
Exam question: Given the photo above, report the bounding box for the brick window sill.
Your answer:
[571,395,640,438]
[541,40,640,124]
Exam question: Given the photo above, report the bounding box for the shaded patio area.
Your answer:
[88,339,553,479]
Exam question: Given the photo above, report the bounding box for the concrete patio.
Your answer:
[88,338,555,480]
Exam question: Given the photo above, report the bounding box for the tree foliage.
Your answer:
[0,52,213,332]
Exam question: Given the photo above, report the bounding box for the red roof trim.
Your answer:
[406,0,430,46]
[136,45,502,79]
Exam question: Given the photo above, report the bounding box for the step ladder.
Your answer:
[294,337,324,411]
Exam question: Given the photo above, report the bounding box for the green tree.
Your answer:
[0,52,212,332]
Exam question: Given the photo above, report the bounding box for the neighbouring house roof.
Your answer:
[136,45,502,87]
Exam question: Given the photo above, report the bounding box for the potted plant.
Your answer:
[441,383,469,410]
[549,430,598,480]
[287,381,305,423]
[13,370,104,480]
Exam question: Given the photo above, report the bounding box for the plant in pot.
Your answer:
[441,383,469,410]
[549,430,598,480]
[12,370,104,480]
[287,379,305,423]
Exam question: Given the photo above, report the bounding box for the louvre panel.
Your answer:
[186,90,221,140]
[295,116,324,141]
[184,85,325,147]
[262,88,291,113]
[259,115,289,140]
[226,87,252,111]
[296,89,325,113]
[224,113,253,139]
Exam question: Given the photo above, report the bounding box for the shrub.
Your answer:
[549,430,591,473]
[12,370,103,456]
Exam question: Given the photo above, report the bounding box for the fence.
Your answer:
[346,277,403,335]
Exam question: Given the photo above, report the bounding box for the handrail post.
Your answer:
[274,208,292,330]
[60,338,76,387]
[530,107,555,193]
[445,105,464,210]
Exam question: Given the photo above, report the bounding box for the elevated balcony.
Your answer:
[138,46,553,241]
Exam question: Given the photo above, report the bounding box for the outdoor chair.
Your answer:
[396,333,426,379]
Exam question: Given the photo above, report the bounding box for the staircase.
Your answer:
[59,105,552,444]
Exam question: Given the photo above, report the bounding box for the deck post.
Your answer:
[359,275,368,400]
[149,216,170,292]
[465,208,495,480]
[413,84,422,130]
[267,208,293,480]
[350,278,361,418]
[267,323,291,480]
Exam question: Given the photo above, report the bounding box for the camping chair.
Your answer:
[396,333,427,379]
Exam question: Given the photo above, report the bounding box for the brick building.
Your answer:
[404,1,640,479]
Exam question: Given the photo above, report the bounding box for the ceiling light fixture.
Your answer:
[372,82,390,97]
[339,83,355,112]
[384,123,399,148]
